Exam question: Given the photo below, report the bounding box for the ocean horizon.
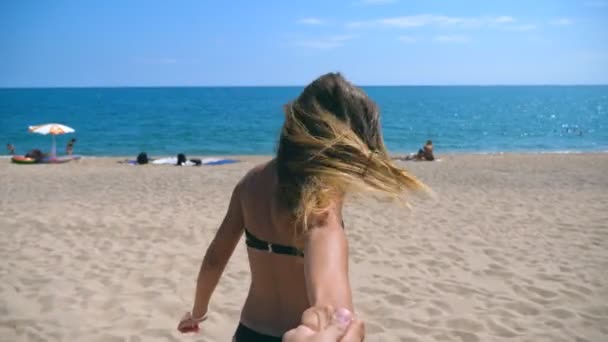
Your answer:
[1,86,607,157]
[2,84,608,89]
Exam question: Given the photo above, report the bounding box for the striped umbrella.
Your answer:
[28,123,75,158]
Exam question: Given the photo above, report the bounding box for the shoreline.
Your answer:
[2,150,608,161]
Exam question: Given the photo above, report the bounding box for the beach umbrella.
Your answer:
[28,123,75,158]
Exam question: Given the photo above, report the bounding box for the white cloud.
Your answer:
[550,18,573,26]
[495,16,516,24]
[379,15,443,27]
[297,17,325,25]
[346,14,519,29]
[504,24,537,32]
[398,35,418,43]
[292,35,357,49]
[346,21,365,29]
[434,35,471,43]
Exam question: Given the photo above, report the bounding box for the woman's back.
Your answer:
[238,161,311,335]
[178,73,426,341]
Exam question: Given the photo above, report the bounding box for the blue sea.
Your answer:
[1,86,607,156]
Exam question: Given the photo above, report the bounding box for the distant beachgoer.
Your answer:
[136,152,149,165]
[177,153,187,166]
[177,73,427,340]
[176,153,203,166]
[393,140,435,161]
[7,143,15,155]
[25,149,45,162]
[416,140,434,161]
[117,152,150,165]
[66,138,76,155]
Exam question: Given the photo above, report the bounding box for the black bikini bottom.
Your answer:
[234,322,282,342]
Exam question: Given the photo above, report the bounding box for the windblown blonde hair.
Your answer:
[276,73,428,239]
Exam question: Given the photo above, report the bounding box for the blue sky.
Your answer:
[1,0,607,86]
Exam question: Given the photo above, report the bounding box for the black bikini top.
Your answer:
[244,228,304,257]
[244,221,344,258]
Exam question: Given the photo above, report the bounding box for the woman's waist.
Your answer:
[240,290,309,336]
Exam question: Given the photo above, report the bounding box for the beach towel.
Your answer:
[124,157,239,166]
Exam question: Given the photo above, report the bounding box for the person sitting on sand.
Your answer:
[7,143,15,155]
[66,138,76,155]
[394,140,435,161]
[136,152,149,164]
[415,140,434,161]
[177,73,427,341]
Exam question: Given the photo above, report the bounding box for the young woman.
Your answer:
[177,73,426,341]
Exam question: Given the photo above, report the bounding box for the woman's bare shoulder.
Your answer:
[238,159,276,191]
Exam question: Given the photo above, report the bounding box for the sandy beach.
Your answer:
[1,153,607,342]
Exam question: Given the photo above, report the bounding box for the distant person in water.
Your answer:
[7,143,15,155]
[66,138,76,155]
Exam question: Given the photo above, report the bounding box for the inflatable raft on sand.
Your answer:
[11,155,81,164]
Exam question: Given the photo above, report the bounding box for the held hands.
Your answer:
[177,306,365,341]
[177,311,208,334]
[283,306,365,342]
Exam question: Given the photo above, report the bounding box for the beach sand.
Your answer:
[1,153,607,342]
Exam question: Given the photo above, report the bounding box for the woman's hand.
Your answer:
[283,306,365,342]
[177,311,208,334]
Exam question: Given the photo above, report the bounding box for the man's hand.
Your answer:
[283,306,365,342]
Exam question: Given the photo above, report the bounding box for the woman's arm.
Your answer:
[190,182,245,318]
[303,201,353,311]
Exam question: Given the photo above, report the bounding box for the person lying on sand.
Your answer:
[24,149,46,162]
[118,152,151,165]
[176,153,202,166]
[394,140,435,161]
[177,73,427,341]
